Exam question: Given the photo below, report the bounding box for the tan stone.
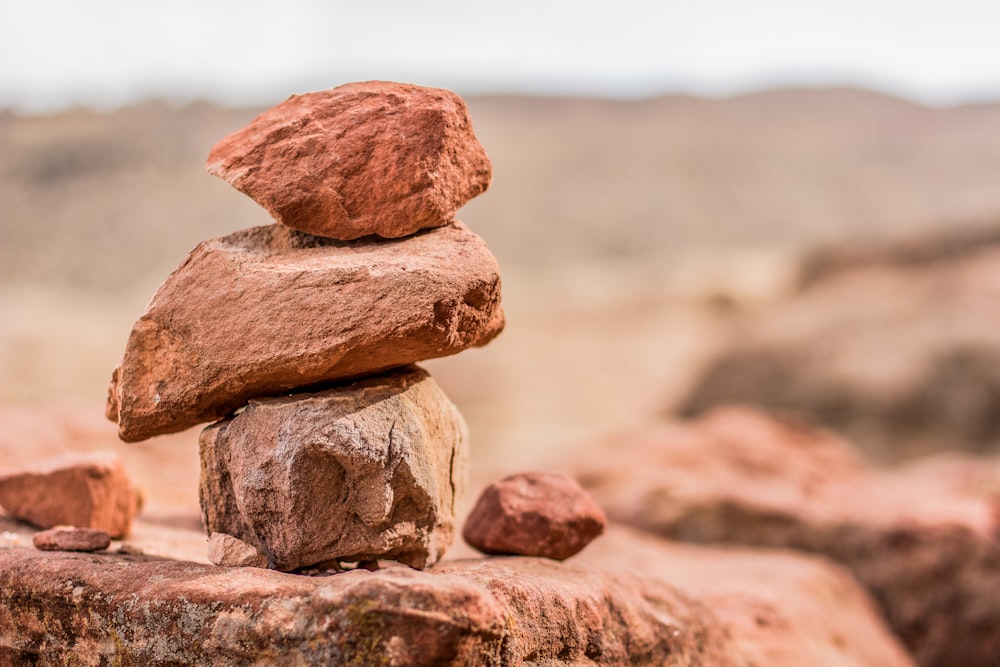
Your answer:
[574,406,1000,667]
[207,81,492,240]
[107,222,503,442]
[0,451,139,538]
[199,367,468,571]
[462,471,606,560]
[32,526,111,552]
[206,532,267,568]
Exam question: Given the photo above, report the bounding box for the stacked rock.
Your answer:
[106,81,504,571]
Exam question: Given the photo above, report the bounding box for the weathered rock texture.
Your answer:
[32,526,111,552]
[463,472,606,560]
[200,367,468,571]
[107,221,503,442]
[574,406,1000,667]
[680,245,1000,460]
[206,81,492,240]
[0,550,735,666]
[574,525,915,667]
[0,451,139,538]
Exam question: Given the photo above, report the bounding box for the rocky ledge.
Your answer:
[0,549,723,666]
[0,521,913,667]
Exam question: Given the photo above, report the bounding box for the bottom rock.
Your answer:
[0,549,731,666]
[200,366,468,571]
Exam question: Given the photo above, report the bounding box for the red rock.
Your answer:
[207,81,492,240]
[0,403,203,517]
[32,526,111,552]
[574,406,1000,667]
[462,472,606,560]
[0,451,140,538]
[573,525,915,667]
[0,549,733,666]
[200,367,468,571]
[107,222,504,442]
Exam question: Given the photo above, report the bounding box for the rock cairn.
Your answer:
[106,81,503,571]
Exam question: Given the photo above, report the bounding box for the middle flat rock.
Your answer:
[107,221,503,442]
[200,366,468,571]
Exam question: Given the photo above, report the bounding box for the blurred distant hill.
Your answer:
[4,88,1000,294]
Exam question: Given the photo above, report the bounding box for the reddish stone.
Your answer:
[0,451,139,538]
[32,526,111,552]
[463,472,606,560]
[207,81,492,240]
[572,525,915,667]
[0,550,732,666]
[574,406,1000,667]
[200,367,468,571]
[107,222,504,442]
[1,513,914,665]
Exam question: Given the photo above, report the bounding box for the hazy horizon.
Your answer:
[3,0,1000,112]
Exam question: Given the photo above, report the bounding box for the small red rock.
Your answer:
[33,526,111,552]
[463,472,606,560]
[207,81,492,240]
[0,451,140,538]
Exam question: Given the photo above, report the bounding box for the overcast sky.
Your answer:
[2,0,999,111]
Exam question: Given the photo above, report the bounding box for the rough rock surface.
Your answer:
[206,81,492,240]
[200,366,468,571]
[573,525,915,667]
[463,472,606,560]
[32,526,111,552]
[574,406,1000,667]
[0,451,139,537]
[107,221,504,442]
[0,550,734,666]
[680,245,1000,460]
[206,532,267,568]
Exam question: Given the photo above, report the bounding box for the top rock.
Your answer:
[206,81,492,240]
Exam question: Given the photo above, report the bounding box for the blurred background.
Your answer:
[2,1,1000,511]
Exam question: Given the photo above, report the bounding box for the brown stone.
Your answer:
[107,222,504,442]
[0,451,139,538]
[0,550,734,666]
[462,472,606,560]
[32,526,111,552]
[206,81,492,240]
[206,532,267,568]
[200,367,468,571]
[574,406,1000,667]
